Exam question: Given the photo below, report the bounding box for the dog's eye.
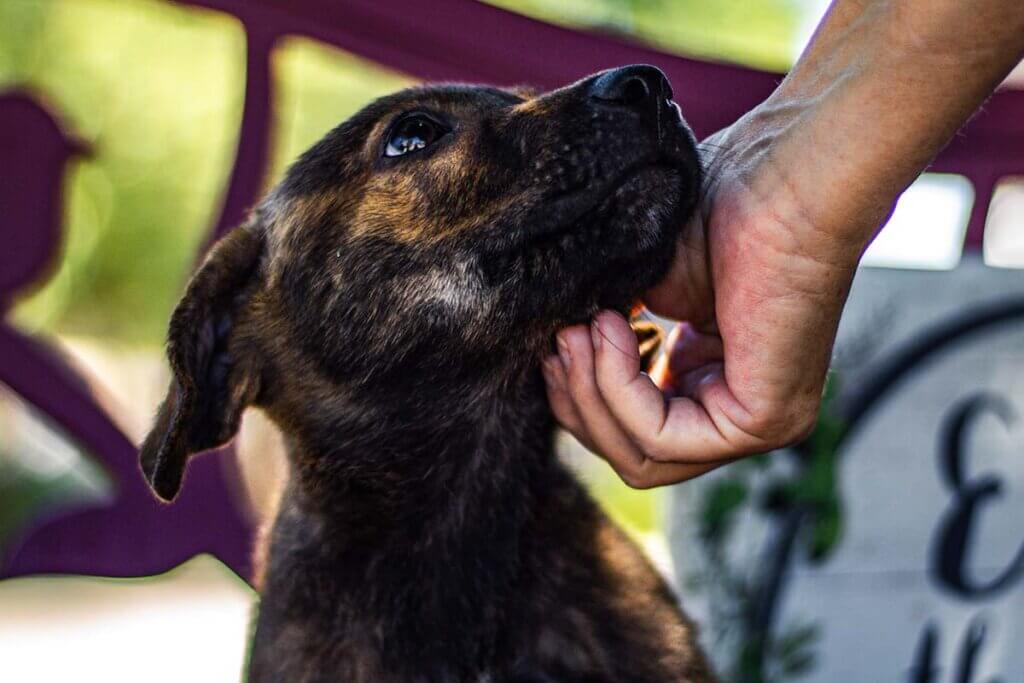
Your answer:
[384,114,446,158]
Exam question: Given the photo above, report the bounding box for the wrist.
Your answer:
[739,0,1024,252]
[713,92,891,264]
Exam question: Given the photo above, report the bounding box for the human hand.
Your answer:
[541,117,872,488]
[542,0,1024,488]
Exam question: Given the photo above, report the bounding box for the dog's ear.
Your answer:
[139,226,264,502]
[630,317,664,374]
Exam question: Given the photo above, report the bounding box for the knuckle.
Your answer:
[566,425,591,445]
[745,395,820,448]
[615,464,640,488]
[642,440,674,463]
[548,397,574,422]
[565,377,592,405]
[785,408,819,443]
[617,465,654,490]
[565,368,596,400]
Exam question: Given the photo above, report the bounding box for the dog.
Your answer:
[139,64,716,682]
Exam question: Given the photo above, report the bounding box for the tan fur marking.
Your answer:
[513,96,554,116]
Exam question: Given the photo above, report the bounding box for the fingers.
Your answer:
[542,354,596,453]
[592,312,770,463]
[587,313,675,447]
[555,324,651,477]
[541,318,727,488]
[541,309,782,489]
[665,323,724,376]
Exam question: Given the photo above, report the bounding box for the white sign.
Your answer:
[671,257,1024,682]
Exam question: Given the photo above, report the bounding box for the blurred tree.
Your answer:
[271,37,412,180]
[484,0,812,71]
[0,391,111,557]
[2,0,245,345]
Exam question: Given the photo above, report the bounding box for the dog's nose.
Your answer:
[589,65,673,110]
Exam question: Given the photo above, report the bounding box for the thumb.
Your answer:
[643,213,714,324]
[650,323,723,393]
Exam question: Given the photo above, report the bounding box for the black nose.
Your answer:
[589,65,673,109]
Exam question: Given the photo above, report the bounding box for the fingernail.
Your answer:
[557,335,572,368]
[591,318,603,351]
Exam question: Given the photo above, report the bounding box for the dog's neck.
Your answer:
[263,364,588,668]
[273,360,571,558]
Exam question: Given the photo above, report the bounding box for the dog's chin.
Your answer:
[480,161,696,339]
[530,163,687,243]
[601,165,689,253]
[582,165,693,306]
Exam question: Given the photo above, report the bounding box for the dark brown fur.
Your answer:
[140,66,716,682]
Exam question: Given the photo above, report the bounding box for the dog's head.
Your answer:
[140,65,700,500]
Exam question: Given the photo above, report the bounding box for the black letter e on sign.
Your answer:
[932,393,1024,598]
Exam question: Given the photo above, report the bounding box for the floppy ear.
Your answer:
[139,226,264,502]
[630,317,664,374]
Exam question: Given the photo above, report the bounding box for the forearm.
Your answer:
[731,0,1024,256]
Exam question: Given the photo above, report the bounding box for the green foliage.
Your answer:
[3,0,246,345]
[735,621,819,683]
[690,373,847,682]
[700,478,748,543]
[753,622,823,679]
[271,37,412,180]
[775,622,819,677]
[0,408,112,555]
[762,374,847,562]
[484,0,807,70]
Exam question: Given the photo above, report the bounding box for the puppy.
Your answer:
[139,64,715,682]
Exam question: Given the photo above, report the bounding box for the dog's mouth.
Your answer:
[472,157,695,322]
[520,161,679,242]
[522,114,699,247]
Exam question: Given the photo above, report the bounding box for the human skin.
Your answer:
[542,0,1024,488]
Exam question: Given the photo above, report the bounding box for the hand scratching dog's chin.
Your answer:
[139,65,715,682]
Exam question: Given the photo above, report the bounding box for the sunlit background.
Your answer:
[1,1,1022,681]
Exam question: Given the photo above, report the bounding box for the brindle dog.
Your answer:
[139,64,716,682]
